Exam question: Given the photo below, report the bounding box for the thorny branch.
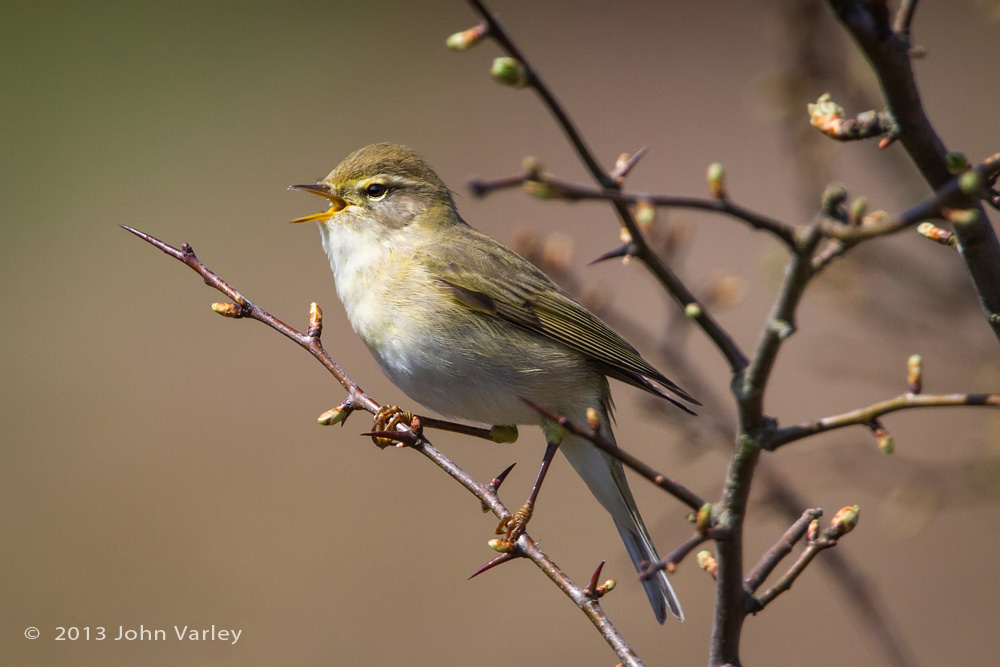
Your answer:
[128,1,1000,666]
[467,170,798,249]
[453,1,1000,666]
[120,225,646,667]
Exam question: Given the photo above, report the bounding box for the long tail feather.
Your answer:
[558,425,683,622]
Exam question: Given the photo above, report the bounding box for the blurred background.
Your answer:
[3,1,999,665]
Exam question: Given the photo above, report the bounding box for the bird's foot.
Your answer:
[494,503,533,548]
[370,405,418,448]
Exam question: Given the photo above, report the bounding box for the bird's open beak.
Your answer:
[288,184,349,223]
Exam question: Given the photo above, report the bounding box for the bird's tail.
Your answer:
[558,422,683,623]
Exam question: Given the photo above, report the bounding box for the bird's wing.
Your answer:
[427,230,699,412]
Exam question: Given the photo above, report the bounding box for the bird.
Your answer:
[290,143,698,622]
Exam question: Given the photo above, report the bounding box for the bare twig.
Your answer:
[769,392,1000,450]
[468,170,798,249]
[753,506,860,610]
[744,509,823,593]
[643,530,719,578]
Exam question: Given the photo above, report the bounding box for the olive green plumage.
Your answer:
[292,143,696,622]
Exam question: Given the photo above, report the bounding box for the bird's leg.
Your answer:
[370,405,416,447]
[495,438,561,545]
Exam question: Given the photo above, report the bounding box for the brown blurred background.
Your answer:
[3,1,999,665]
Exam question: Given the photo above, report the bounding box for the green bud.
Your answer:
[488,538,515,553]
[849,197,868,225]
[945,151,969,175]
[696,503,713,533]
[959,170,983,196]
[596,579,616,596]
[635,200,656,227]
[829,505,860,537]
[707,162,726,199]
[684,302,702,319]
[318,407,347,426]
[878,434,895,454]
[491,57,528,88]
[821,183,848,216]
[808,93,843,124]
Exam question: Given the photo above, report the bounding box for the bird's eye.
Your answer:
[365,183,388,199]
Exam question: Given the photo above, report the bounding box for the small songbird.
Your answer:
[290,143,697,622]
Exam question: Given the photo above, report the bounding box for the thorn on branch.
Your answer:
[611,147,647,183]
[489,462,517,493]
[468,552,516,579]
[585,560,606,596]
[589,243,635,265]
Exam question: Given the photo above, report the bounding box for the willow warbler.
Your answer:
[291,143,697,622]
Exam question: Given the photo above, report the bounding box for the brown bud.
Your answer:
[907,354,923,394]
[308,302,323,337]
[807,519,820,544]
[696,550,718,579]
[916,222,956,246]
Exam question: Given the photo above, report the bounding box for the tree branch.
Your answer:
[827,0,1000,339]
[769,392,1000,450]
[465,0,749,374]
[122,225,647,667]
[468,170,798,249]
